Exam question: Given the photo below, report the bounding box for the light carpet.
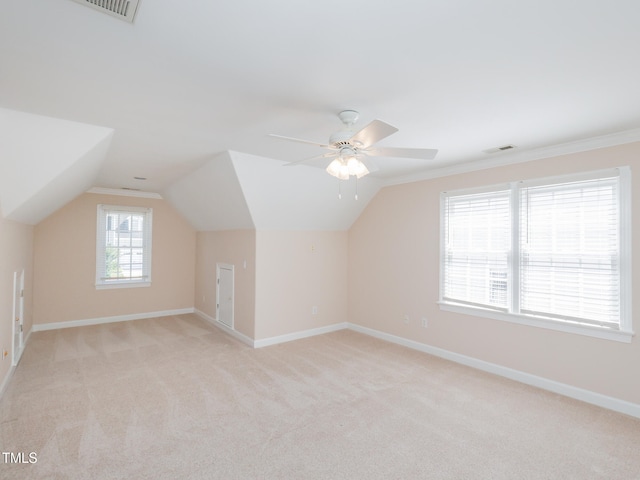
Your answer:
[1,314,639,479]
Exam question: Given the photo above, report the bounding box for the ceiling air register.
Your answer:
[69,0,141,23]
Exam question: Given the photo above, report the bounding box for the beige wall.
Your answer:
[195,230,256,339]
[32,193,196,325]
[255,230,348,340]
[349,142,640,404]
[195,230,348,341]
[0,212,33,387]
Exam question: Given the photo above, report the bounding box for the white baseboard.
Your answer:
[194,309,254,347]
[193,310,347,349]
[0,329,32,399]
[31,308,195,332]
[0,365,16,399]
[12,328,31,367]
[348,323,640,420]
[254,322,349,348]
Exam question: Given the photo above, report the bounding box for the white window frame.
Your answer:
[96,204,152,289]
[439,167,633,343]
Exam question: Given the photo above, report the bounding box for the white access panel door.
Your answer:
[12,270,24,366]
[217,264,234,328]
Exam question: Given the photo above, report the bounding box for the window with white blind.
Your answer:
[440,167,632,342]
[96,205,152,289]
[442,188,511,310]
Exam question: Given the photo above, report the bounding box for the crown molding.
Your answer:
[384,127,640,187]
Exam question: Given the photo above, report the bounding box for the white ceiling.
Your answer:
[2,0,640,227]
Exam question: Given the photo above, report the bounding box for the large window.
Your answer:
[440,167,632,342]
[96,205,152,288]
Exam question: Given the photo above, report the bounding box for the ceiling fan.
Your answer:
[269,110,438,180]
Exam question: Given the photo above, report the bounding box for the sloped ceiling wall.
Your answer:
[1,108,380,231]
[230,152,381,231]
[162,151,383,232]
[162,151,255,231]
[0,108,113,225]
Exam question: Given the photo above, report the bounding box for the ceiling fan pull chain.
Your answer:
[355,176,359,200]
[338,179,342,200]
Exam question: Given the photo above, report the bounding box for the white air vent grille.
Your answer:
[70,0,141,23]
[483,144,517,154]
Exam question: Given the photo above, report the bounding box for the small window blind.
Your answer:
[443,189,511,310]
[96,205,152,287]
[519,176,620,328]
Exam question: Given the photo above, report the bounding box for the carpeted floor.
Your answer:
[1,314,639,479]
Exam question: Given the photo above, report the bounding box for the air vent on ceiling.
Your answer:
[483,144,517,154]
[70,0,141,23]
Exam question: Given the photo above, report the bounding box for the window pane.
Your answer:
[443,190,510,309]
[520,177,619,327]
[96,206,152,285]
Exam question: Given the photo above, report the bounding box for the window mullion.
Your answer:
[618,166,632,332]
[510,182,520,315]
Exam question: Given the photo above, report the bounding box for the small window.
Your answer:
[96,205,152,289]
[440,167,632,342]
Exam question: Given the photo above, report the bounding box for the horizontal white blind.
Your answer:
[519,176,620,328]
[96,205,152,285]
[443,190,511,310]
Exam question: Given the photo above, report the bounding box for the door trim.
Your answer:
[216,263,234,329]
[12,269,25,366]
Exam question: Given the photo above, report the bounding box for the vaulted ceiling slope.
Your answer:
[0,108,113,225]
[3,1,640,228]
[0,109,379,230]
[164,151,381,231]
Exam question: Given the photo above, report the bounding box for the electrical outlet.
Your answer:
[403,314,410,324]
[421,317,428,328]
[312,306,319,315]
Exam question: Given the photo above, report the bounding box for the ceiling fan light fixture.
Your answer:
[347,156,369,178]
[326,156,369,180]
[326,159,349,180]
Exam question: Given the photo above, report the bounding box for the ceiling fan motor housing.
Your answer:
[329,132,357,147]
[330,110,362,146]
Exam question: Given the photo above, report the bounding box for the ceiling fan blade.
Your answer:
[348,120,398,148]
[283,152,336,167]
[365,146,438,160]
[268,133,331,149]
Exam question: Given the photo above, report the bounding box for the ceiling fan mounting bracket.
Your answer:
[338,110,359,126]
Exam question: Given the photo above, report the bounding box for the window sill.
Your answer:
[96,281,151,290]
[438,301,634,343]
